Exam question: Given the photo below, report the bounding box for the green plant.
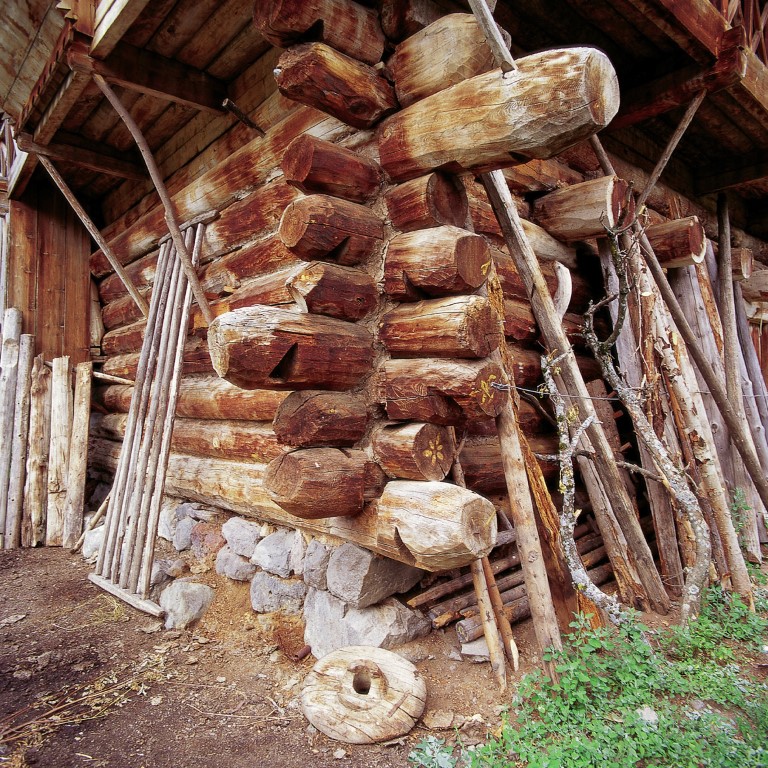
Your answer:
[408,736,458,768]
[730,487,751,534]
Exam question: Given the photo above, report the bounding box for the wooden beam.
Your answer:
[695,151,768,194]
[68,40,227,113]
[91,0,152,58]
[16,132,146,180]
[610,43,746,129]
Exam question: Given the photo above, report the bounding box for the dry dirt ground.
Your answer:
[0,548,541,768]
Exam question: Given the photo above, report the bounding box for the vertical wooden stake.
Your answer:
[46,356,73,546]
[62,361,93,548]
[0,307,22,547]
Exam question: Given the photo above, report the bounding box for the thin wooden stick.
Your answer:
[93,74,215,326]
[93,371,134,385]
[481,556,519,670]
[466,0,517,73]
[36,155,149,318]
[71,493,110,554]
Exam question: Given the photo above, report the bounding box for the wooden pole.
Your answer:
[46,357,73,547]
[71,493,110,554]
[92,74,215,326]
[0,308,22,547]
[5,335,34,548]
[62,362,93,548]
[36,155,149,318]
[23,355,51,547]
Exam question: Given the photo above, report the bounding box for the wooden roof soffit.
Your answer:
[609,28,747,130]
[90,0,151,58]
[15,132,146,181]
[695,150,768,194]
[67,39,228,114]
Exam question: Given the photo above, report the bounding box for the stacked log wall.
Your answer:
[88,4,767,571]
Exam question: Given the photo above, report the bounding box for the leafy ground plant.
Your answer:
[409,585,768,768]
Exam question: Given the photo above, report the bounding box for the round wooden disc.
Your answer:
[301,646,427,744]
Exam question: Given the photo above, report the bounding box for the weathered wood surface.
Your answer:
[0,308,22,546]
[89,438,496,570]
[275,43,397,129]
[253,0,386,64]
[265,447,385,518]
[46,357,72,547]
[287,262,378,320]
[532,176,635,240]
[22,356,51,547]
[5,335,34,549]
[377,358,507,423]
[646,216,706,268]
[208,306,374,390]
[379,295,500,358]
[281,134,383,201]
[273,391,368,447]
[378,0,444,42]
[95,377,290,421]
[279,194,385,264]
[62,362,92,549]
[389,14,510,107]
[371,422,456,480]
[384,172,469,232]
[378,47,620,181]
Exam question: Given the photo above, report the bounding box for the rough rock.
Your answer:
[158,498,177,541]
[460,637,490,663]
[190,522,225,559]
[303,540,331,590]
[175,501,223,523]
[159,581,215,630]
[289,531,307,576]
[216,546,258,581]
[251,529,295,577]
[172,517,196,551]
[325,543,423,608]
[81,525,105,561]
[221,517,263,558]
[250,571,307,613]
[303,588,431,658]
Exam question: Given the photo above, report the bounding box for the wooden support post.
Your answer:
[0,308,22,547]
[93,74,215,326]
[46,356,73,546]
[36,155,149,318]
[62,362,93,549]
[5,335,34,549]
[23,355,52,547]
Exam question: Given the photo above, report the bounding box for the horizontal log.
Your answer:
[466,398,550,436]
[279,194,385,264]
[253,0,386,65]
[275,43,398,129]
[378,0,444,42]
[383,172,468,232]
[645,216,706,269]
[89,437,492,569]
[95,377,289,420]
[273,390,369,447]
[287,262,378,320]
[281,134,384,202]
[377,47,620,181]
[208,306,374,390]
[91,412,285,462]
[101,336,214,378]
[377,358,507,424]
[102,288,152,331]
[99,249,159,304]
[505,344,603,389]
[374,480,497,570]
[371,421,456,481]
[389,14,510,108]
[532,176,635,241]
[378,295,500,358]
[383,225,489,300]
[265,447,386,519]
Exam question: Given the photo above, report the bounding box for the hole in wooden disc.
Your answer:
[352,668,372,695]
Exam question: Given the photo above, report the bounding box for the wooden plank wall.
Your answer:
[5,174,91,363]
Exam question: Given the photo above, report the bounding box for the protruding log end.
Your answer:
[265,448,385,519]
[371,422,457,480]
[208,305,374,390]
[384,172,468,232]
[287,262,378,320]
[375,481,498,570]
[273,391,369,447]
[646,216,706,269]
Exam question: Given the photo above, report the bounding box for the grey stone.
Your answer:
[303,540,331,590]
[216,546,258,581]
[173,517,196,551]
[221,517,263,558]
[150,559,176,589]
[81,525,105,561]
[175,501,222,523]
[250,571,307,613]
[158,498,177,541]
[460,638,490,663]
[289,531,307,576]
[303,588,430,658]
[159,581,215,629]
[325,543,423,608]
[251,529,295,577]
